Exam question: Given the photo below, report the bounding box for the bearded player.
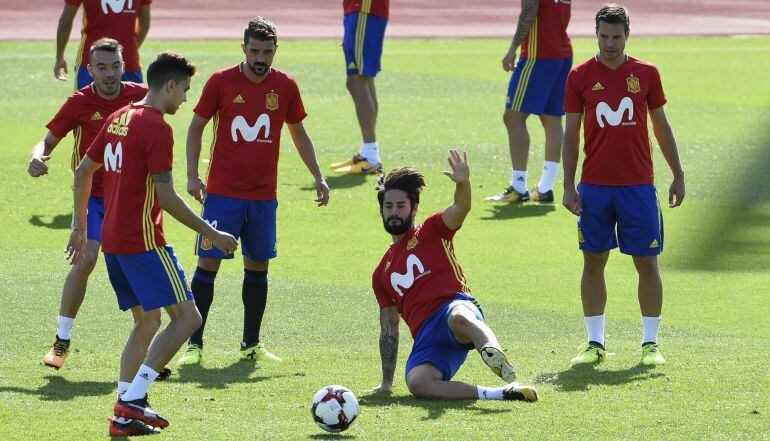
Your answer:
[562,4,685,367]
[179,17,330,366]
[28,38,147,370]
[371,150,538,401]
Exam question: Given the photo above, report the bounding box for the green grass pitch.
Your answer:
[0,36,768,439]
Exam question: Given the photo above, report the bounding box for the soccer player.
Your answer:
[55,0,151,89]
[562,4,685,367]
[68,51,238,436]
[329,0,389,174]
[371,150,538,401]
[486,0,571,203]
[180,17,330,366]
[28,38,147,370]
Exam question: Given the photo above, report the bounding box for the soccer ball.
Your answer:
[310,385,359,433]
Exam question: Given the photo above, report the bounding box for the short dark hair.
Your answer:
[89,38,123,58]
[244,17,278,45]
[595,3,630,34]
[377,167,426,209]
[146,51,196,90]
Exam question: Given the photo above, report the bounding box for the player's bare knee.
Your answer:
[447,308,474,332]
[136,313,161,335]
[632,255,658,274]
[503,109,527,129]
[583,251,609,272]
[197,256,222,272]
[406,376,430,398]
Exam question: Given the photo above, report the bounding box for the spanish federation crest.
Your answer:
[266,91,279,110]
[407,236,419,250]
[626,75,641,93]
[577,227,585,244]
[201,236,212,251]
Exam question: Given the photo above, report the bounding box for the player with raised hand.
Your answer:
[28,38,147,370]
[370,150,538,402]
[67,51,237,436]
[180,17,329,367]
[562,4,685,367]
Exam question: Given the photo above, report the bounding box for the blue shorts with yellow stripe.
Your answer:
[343,12,387,77]
[505,57,572,115]
[105,245,193,311]
[577,183,664,256]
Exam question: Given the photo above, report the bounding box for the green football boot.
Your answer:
[240,342,282,363]
[640,343,666,366]
[177,344,203,366]
[570,341,606,366]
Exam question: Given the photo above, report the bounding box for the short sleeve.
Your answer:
[646,66,667,110]
[85,124,108,164]
[373,262,395,309]
[425,212,457,240]
[564,68,583,113]
[46,97,80,141]
[193,73,221,120]
[285,78,307,124]
[146,123,174,174]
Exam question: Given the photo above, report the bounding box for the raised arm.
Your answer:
[441,149,471,230]
[152,171,238,253]
[28,131,62,178]
[649,106,685,207]
[136,4,151,48]
[562,112,583,215]
[55,3,78,81]
[67,156,101,264]
[502,0,539,71]
[287,121,330,206]
[186,114,209,203]
[375,306,400,393]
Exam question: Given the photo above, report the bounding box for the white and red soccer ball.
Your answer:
[310,385,360,433]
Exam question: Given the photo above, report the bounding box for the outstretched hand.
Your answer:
[443,149,470,184]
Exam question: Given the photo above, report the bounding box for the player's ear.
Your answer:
[87,64,94,78]
[241,43,247,55]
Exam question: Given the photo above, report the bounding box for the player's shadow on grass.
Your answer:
[534,364,663,392]
[301,173,369,191]
[480,203,556,220]
[0,375,113,401]
[170,360,305,390]
[29,213,72,230]
[357,392,511,421]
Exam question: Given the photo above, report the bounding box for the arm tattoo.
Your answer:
[151,171,172,184]
[379,309,399,381]
[512,0,539,49]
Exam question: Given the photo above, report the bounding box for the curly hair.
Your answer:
[377,167,426,209]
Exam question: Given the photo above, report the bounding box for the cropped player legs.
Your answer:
[539,114,563,164]
[346,75,377,144]
[406,364,479,399]
[242,256,269,346]
[581,251,610,316]
[143,301,202,372]
[119,306,162,383]
[632,255,663,317]
[503,109,530,172]
[58,239,100,318]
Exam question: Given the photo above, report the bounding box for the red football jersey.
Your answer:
[66,0,152,71]
[86,103,172,254]
[194,65,307,200]
[565,56,667,186]
[372,212,471,338]
[46,82,147,197]
[343,0,389,20]
[520,0,572,60]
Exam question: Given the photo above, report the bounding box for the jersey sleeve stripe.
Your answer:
[203,113,219,184]
[441,239,471,293]
[156,247,186,303]
[362,0,372,15]
[71,125,83,172]
[512,18,538,111]
[142,174,156,251]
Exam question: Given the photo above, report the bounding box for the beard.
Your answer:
[248,61,270,76]
[383,215,413,235]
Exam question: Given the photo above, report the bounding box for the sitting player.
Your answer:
[371,150,538,401]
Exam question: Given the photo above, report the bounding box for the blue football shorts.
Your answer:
[343,12,387,77]
[86,196,105,242]
[506,57,572,116]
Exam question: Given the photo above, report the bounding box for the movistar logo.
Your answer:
[390,254,431,296]
[101,0,134,14]
[104,141,123,172]
[596,96,635,128]
[231,114,271,143]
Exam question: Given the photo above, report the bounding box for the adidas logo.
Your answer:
[139,373,150,380]
[592,82,604,91]
[347,61,356,70]
[90,111,103,120]
[649,239,659,248]
[233,94,245,104]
